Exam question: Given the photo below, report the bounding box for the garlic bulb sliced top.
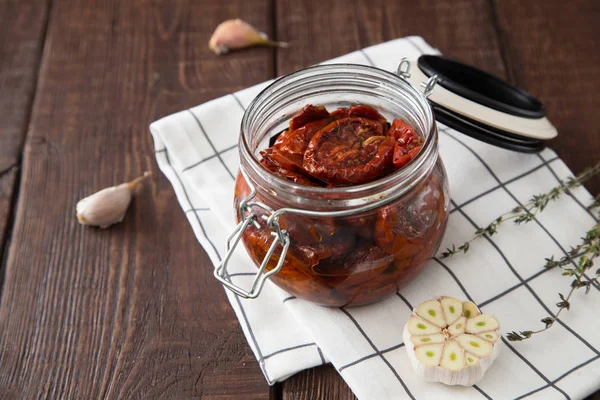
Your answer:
[403,296,501,386]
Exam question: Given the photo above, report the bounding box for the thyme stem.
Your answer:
[441,161,600,341]
[441,162,600,259]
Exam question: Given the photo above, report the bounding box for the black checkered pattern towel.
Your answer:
[150,37,600,400]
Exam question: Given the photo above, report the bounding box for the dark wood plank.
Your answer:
[275,0,508,77]
[0,1,275,398]
[282,366,354,400]
[0,0,51,276]
[494,0,600,195]
[0,168,17,265]
[0,0,51,171]
[495,2,600,399]
[275,0,508,398]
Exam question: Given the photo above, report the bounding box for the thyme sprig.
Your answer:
[507,219,600,341]
[440,161,600,341]
[441,162,600,258]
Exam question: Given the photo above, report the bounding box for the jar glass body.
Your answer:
[235,65,450,307]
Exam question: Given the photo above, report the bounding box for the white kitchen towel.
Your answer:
[150,36,600,400]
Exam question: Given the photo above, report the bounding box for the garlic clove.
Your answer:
[447,316,467,336]
[466,314,499,334]
[440,340,465,371]
[403,296,502,386]
[76,172,149,228]
[465,353,480,367]
[407,315,443,335]
[208,19,288,55]
[414,343,444,367]
[76,186,131,228]
[440,296,463,325]
[462,301,481,319]
[455,334,494,358]
[416,299,446,327]
[478,331,500,343]
[410,333,446,346]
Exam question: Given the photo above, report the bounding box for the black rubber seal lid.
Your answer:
[413,55,556,153]
[433,104,545,153]
[418,55,546,119]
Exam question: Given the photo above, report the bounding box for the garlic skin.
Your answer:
[403,297,502,386]
[209,19,288,55]
[76,173,149,228]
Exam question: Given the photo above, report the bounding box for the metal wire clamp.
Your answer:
[213,169,291,299]
[396,57,438,97]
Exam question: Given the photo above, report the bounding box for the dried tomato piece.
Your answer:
[279,212,352,259]
[280,215,333,246]
[303,117,394,184]
[330,108,349,120]
[347,104,387,124]
[312,242,392,278]
[374,181,440,256]
[261,113,332,174]
[304,231,357,262]
[330,104,387,124]
[260,159,322,186]
[242,224,321,273]
[387,119,415,141]
[289,104,330,131]
[260,147,297,172]
[387,119,424,169]
[394,146,422,169]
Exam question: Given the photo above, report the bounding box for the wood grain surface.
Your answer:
[0,0,51,283]
[0,0,273,398]
[494,0,600,195]
[0,0,598,399]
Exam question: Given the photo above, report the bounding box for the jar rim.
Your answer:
[239,63,439,209]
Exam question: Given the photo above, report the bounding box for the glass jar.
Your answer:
[222,64,449,307]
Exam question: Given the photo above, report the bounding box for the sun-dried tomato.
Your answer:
[234,104,448,307]
[375,176,442,256]
[303,117,394,184]
[278,214,338,248]
[387,118,415,141]
[308,230,357,261]
[288,104,330,131]
[330,104,387,125]
[260,105,332,176]
[260,158,321,186]
[312,241,392,276]
[387,119,424,168]
[261,119,332,174]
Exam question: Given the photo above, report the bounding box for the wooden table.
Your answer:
[1,0,598,398]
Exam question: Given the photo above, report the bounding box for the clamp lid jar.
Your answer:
[216,64,450,307]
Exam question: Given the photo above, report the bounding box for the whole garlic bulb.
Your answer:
[76,172,149,228]
[403,296,502,386]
